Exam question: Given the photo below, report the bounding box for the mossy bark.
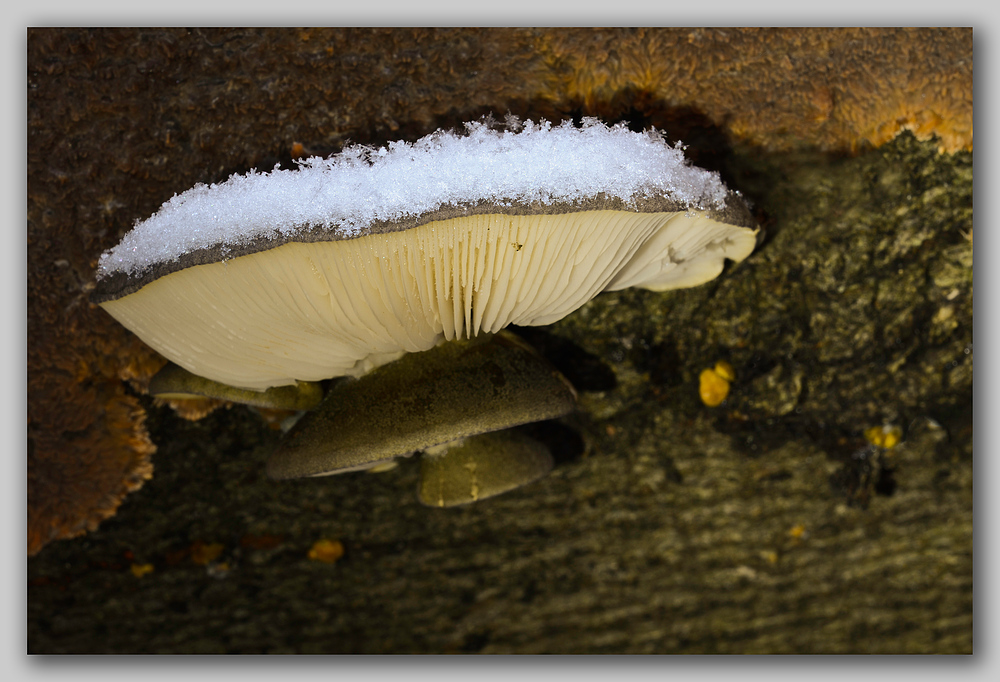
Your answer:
[28,131,972,654]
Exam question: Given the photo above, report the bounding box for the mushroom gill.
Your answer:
[93,118,759,392]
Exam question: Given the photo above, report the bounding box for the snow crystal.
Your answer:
[96,118,730,279]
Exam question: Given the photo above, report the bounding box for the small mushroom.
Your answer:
[93,119,758,392]
[418,429,554,508]
[148,361,323,411]
[266,331,575,479]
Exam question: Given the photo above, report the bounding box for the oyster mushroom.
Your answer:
[92,118,759,501]
[418,429,556,508]
[267,331,572,485]
[92,118,758,393]
[148,361,323,411]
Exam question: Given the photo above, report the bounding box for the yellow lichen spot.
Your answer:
[308,539,345,564]
[130,563,154,578]
[699,366,731,407]
[789,524,808,540]
[713,360,736,383]
[864,425,902,449]
[190,541,225,566]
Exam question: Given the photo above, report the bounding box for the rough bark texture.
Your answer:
[27,28,972,653]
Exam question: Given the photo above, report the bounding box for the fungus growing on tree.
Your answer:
[148,362,323,411]
[93,118,758,393]
[266,331,575,485]
[93,118,759,501]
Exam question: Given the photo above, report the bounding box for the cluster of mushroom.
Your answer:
[94,118,759,506]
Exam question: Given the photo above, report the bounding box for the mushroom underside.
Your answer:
[99,208,756,391]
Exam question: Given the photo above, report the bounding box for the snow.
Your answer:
[96,117,730,279]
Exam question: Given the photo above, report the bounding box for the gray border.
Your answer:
[15,13,989,679]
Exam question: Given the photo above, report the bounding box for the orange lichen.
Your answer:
[27,371,155,556]
[713,360,735,383]
[699,361,735,407]
[864,425,903,450]
[130,563,154,578]
[531,28,972,153]
[308,539,345,564]
[27,208,163,556]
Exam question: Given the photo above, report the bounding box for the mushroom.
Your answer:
[148,361,323,411]
[267,331,574,482]
[418,429,555,508]
[92,118,759,394]
[92,118,760,501]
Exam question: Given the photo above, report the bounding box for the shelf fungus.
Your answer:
[93,117,759,504]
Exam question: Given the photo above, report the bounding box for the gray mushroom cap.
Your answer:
[418,430,555,507]
[266,331,576,480]
[148,361,323,411]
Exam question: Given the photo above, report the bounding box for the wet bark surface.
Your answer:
[27,129,973,653]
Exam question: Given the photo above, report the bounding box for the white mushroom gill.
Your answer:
[94,118,759,391]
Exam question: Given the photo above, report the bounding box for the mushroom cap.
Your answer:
[94,119,758,390]
[266,331,576,480]
[418,430,554,508]
[148,361,323,411]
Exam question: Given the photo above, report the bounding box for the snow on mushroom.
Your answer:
[93,118,759,393]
